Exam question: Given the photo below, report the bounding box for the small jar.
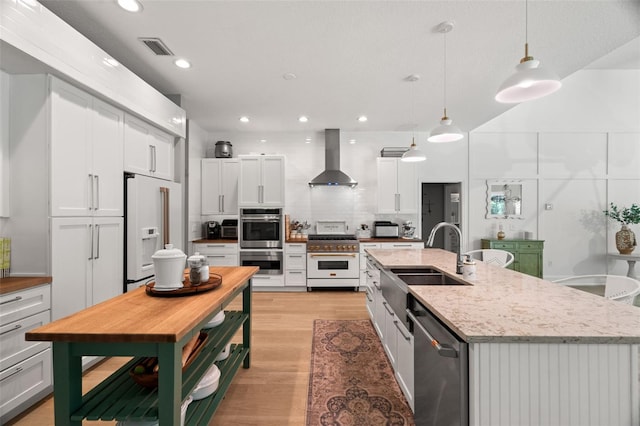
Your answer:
[497,225,505,240]
[462,255,477,281]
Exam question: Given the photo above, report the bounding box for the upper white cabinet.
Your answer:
[201,159,239,215]
[238,155,285,207]
[124,114,174,181]
[49,77,124,217]
[377,158,417,214]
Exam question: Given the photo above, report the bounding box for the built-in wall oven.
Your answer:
[239,250,283,275]
[239,208,283,249]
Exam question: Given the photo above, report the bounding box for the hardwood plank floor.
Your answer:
[8,291,368,426]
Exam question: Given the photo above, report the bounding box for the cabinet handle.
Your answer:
[365,289,374,302]
[288,271,303,274]
[373,280,381,290]
[207,255,226,258]
[88,224,94,260]
[382,301,394,316]
[394,320,411,341]
[395,193,400,211]
[289,255,303,258]
[94,175,99,210]
[0,367,23,382]
[221,194,225,212]
[259,185,263,203]
[88,174,94,210]
[0,296,22,305]
[95,224,100,260]
[0,324,22,336]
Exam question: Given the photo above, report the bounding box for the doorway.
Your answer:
[421,182,461,253]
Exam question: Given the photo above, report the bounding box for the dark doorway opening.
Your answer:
[421,183,461,253]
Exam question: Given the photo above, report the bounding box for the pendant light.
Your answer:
[402,75,427,162]
[428,22,464,143]
[495,0,561,103]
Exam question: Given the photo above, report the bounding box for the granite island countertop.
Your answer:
[365,248,640,344]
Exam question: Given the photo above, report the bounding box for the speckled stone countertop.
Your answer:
[365,248,640,344]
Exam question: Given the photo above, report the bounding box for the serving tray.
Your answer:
[145,274,222,297]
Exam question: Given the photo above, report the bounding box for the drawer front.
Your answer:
[380,242,423,249]
[194,243,238,255]
[252,275,284,287]
[515,242,543,250]
[486,242,515,250]
[359,243,381,253]
[285,253,306,270]
[204,254,238,267]
[0,285,51,326]
[285,270,306,286]
[0,311,50,372]
[0,348,52,419]
[285,243,306,254]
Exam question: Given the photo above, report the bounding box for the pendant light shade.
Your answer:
[401,137,426,162]
[428,21,464,143]
[495,0,561,103]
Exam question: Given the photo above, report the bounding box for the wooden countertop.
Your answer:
[26,266,258,344]
[366,248,640,344]
[0,276,52,295]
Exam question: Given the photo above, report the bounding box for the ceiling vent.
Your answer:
[138,37,174,56]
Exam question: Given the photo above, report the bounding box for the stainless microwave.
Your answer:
[239,208,283,249]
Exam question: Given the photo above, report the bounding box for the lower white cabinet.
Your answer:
[285,243,306,287]
[251,274,285,288]
[381,299,398,367]
[394,318,414,411]
[193,243,239,267]
[0,284,52,424]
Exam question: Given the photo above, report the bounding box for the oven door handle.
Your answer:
[241,216,281,221]
[309,253,357,257]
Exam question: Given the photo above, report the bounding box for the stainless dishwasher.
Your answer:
[407,294,468,426]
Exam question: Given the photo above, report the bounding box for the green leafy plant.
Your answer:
[603,203,640,225]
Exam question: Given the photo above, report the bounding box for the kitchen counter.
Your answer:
[366,248,640,344]
[0,276,52,294]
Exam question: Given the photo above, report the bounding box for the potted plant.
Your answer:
[603,203,640,254]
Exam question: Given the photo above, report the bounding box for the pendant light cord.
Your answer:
[443,29,447,119]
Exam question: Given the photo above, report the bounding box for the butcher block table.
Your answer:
[26,266,258,426]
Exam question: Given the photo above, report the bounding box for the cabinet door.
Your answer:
[382,300,397,367]
[124,115,152,176]
[51,218,92,321]
[49,78,92,217]
[238,157,261,205]
[394,319,414,411]
[149,128,174,181]
[0,348,52,420]
[517,250,543,278]
[396,161,417,213]
[261,157,284,206]
[201,159,223,214]
[377,158,398,213]
[91,217,123,305]
[91,98,124,216]
[220,159,239,214]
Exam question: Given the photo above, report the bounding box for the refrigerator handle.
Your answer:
[160,187,170,246]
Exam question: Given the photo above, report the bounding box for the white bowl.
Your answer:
[215,343,231,361]
[203,311,225,328]
[191,364,220,401]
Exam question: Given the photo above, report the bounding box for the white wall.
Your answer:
[0,70,10,224]
[187,120,207,244]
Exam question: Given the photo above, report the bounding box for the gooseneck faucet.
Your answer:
[426,222,463,274]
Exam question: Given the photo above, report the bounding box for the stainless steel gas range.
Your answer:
[306,233,360,290]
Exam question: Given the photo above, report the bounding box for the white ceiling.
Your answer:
[35,0,640,135]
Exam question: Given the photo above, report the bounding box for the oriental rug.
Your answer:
[305,319,415,426]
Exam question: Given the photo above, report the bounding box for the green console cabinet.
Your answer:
[481,239,544,278]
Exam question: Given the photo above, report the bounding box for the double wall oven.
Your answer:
[239,208,284,276]
[306,221,360,290]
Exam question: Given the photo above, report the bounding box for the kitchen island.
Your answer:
[366,248,640,426]
[26,266,257,426]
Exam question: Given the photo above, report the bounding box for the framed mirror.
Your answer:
[486,180,523,219]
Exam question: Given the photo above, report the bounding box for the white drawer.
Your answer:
[359,243,381,253]
[251,275,284,287]
[194,243,238,255]
[285,243,306,254]
[0,348,52,420]
[380,242,423,249]
[285,253,306,270]
[204,254,238,267]
[0,285,51,326]
[0,311,50,372]
[285,270,306,286]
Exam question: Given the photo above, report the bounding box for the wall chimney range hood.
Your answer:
[309,129,358,188]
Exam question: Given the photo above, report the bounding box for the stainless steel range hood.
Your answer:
[309,129,357,187]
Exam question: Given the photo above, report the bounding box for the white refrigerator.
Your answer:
[125,173,183,292]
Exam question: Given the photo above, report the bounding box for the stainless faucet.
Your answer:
[426,222,463,274]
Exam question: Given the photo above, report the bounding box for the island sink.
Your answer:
[390,268,469,286]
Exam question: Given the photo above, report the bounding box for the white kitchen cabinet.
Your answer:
[124,114,174,181]
[49,77,123,217]
[394,318,414,412]
[376,157,417,214]
[0,284,52,424]
[51,217,123,321]
[201,158,239,215]
[285,243,306,287]
[360,242,381,289]
[251,274,285,288]
[382,299,398,367]
[238,155,285,206]
[380,242,423,250]
[193,243,239,267]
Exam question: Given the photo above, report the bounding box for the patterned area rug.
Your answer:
[306,319,415,426]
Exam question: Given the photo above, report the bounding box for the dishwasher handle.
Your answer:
[406,309,458,358]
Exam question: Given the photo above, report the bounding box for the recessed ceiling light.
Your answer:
[298,116,309,123]
[357,116,368,122]
[174,58,191,69]
[103,57,120,67]
[260,139,267,143]
[117,0,143,13]
[239,116,250,123]
[305,137,312,144]
[283,73,297,80]
[349,139,356,144]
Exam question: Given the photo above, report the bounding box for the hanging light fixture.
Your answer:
[495,0,561,103]
[428,22,464,143]
[402,74,427,163]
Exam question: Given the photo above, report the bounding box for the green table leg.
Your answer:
[52,342,82,426]
[243,279,252,368]
[157,343,182,425]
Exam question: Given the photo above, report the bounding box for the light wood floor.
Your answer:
[8,291,368,426]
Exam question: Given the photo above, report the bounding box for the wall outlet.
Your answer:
[545,203,553,210]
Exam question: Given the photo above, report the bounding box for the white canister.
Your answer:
[462,256,477,281]
[152,244,187,288]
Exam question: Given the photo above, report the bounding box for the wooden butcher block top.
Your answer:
[26,266,258,344]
